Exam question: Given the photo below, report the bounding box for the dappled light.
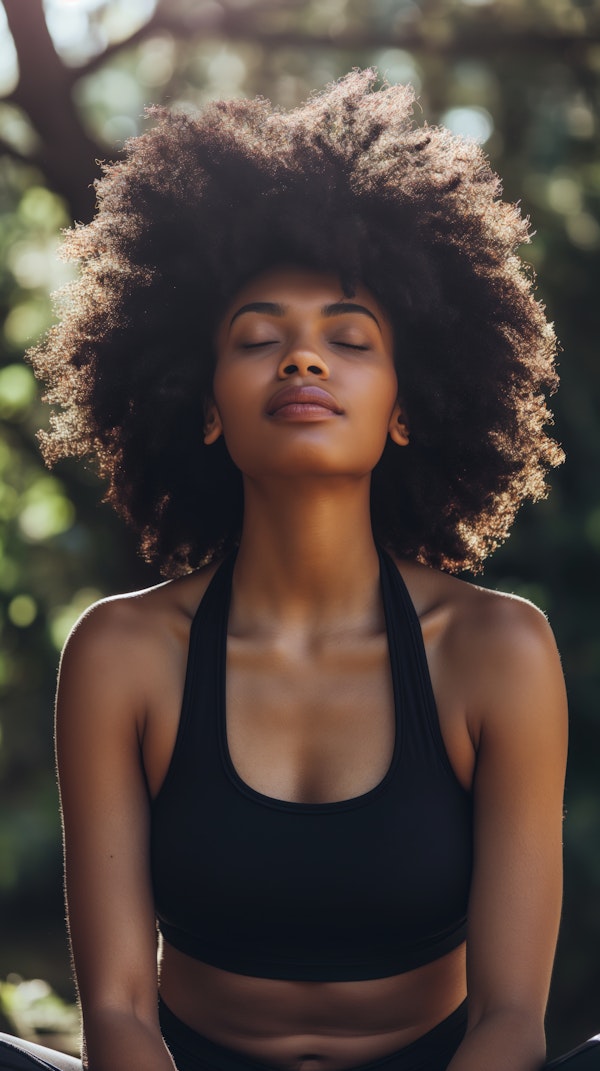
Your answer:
[0,0,599,1056]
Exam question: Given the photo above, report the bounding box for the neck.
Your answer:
[230,475,382,634]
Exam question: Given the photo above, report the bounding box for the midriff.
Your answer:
[158,939,467,1071]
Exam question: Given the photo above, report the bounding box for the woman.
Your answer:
[1,71,598,1071]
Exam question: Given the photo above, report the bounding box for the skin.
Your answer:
[53,268,567,1071]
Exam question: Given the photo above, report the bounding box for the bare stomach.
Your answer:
[158,940,467,1071]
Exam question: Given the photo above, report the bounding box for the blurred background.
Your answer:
[0,0,598,1057]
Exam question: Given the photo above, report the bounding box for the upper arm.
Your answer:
[56,600,160,1024]
[462,597,568,1023]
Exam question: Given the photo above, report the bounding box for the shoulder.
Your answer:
[443,572,559,680]
[58,560,222,707]
[392,550,557,657]
[391,554,567,747]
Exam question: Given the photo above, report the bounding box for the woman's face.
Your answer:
[208,266,408,481]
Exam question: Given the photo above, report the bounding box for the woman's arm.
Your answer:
[446,595,568,1071]
[56,599,177,1071]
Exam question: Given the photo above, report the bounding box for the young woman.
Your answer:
[1,71,598,1071]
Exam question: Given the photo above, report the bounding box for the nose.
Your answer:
[277,347,330,379]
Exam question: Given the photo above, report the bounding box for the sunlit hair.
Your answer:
[29,70,563,575]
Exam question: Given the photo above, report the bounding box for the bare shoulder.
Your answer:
[391,554,567,746]
[58,560,222,708]
[393,551,556,650]
[442,570,559,669]
[443,572,562,692]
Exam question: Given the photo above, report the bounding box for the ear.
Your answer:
[203,399,223,445]
[388,401,410,447]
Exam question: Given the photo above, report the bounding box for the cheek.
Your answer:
[211,364,248,426]
[211,369,262,464]
[364,373,398,426]
[357,377,399,454]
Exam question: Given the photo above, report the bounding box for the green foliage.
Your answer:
[0,160,155,903]
[0,976,79,1055]
[0,0,599,1052]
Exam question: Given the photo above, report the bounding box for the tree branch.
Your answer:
[65,0,595,86]
[0,0,596,224]
[200,20,599,57]
[69,0,308,83]
[0,136,39,169]
[66,8,178,84]
[69,6,598,86]
[3,0,106,220]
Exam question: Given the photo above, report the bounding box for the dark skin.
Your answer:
[53,268,567,1071]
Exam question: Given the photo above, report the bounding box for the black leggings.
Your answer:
[0,1004,598,1071]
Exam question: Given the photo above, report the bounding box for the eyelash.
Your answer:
[240,341,369,351]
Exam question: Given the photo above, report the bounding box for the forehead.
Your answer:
[223,265,388,322]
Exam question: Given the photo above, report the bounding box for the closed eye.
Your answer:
[334,342,370,351]
[241,341,279,349]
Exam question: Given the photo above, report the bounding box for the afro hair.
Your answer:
[29,69,563,575]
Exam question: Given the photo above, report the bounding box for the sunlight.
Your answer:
[0,4,18,94]
[42,0,158,63]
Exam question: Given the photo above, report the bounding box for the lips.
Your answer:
[267,386,343,415]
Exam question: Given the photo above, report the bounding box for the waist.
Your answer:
[158,940,467,1068]
[159,994,468,1071]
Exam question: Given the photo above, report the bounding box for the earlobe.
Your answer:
[203,401,223,445]
[388,403,410,447]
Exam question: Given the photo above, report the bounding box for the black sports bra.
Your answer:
[151,547,473,980]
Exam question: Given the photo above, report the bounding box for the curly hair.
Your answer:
[29,69,563,576]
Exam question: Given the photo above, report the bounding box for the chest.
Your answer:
[151,613,473,978]
[225,633,395,805]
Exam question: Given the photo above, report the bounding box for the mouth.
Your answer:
[267,386,344,416]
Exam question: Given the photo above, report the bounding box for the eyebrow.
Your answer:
[229,300,381,328]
